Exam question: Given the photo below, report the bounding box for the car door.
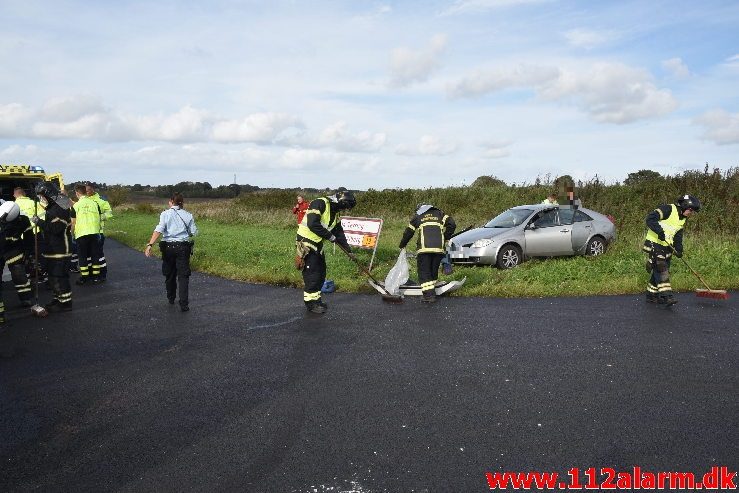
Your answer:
[524,209,572,256]
[570,209,594,253]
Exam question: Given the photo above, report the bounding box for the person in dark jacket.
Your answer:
[295,188,356,314]
[31,182,73,311]
[0,201,34,317]
[642,194,700,306]
[399,204,456,303]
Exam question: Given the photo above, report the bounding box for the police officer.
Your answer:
[399,204,456,303]
[643,194,701,306]
[71,184,103,284]
[144,192,198,312]
[0,201,34,320]
[86,183,112,281]
[296,188,356,314]
[31,182,73,312]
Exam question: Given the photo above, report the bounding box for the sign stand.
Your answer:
[340,216,384,271]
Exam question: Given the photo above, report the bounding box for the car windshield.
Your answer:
[484,209,533,228]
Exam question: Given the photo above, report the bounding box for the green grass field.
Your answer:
[107,206,738,298]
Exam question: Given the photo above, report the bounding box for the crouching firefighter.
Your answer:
[0,201,34,321]
[295,189,356,314]
[399,204,456,303]
[643,194,700,306]
[31,182,73,312]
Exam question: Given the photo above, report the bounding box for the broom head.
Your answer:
[31,304,49,317]
[696,289,729,300]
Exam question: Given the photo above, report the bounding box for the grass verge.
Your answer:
[107,210,738,298]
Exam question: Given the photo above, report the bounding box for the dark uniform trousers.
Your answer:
[161,242,192,307]
[645,242,673,295]
[417,253,444,295]
[77,234,103,280]
[46,257,72,305]
[2,247,32,304]
[302,247,327,305]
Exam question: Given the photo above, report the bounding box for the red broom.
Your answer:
[671,246,729,300]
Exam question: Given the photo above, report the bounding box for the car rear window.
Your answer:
[574,210,593,222]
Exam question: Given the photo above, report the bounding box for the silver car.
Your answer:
[447,204,616,269]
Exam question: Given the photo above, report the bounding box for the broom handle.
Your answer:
[34,201,40,302]
[336,242,391,294]
[669,244,713,291]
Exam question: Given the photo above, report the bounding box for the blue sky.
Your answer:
[1,0,738,188]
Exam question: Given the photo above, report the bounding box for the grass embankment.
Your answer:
[107,187,739,298]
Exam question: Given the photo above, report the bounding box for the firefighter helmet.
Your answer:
[676,194,701,213]
[0,200,20,223]
[335,189,356,210]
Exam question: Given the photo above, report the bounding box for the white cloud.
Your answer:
[130,105,209,142]
[725,54,739,63]
[0,98,306,144]
[448,64,560,98]
[211,112,304,144]
[389,34,447,88]
[0,103,32,135]
[694,109,739,145]
[480,140,512,159]
[396,135,458,156]
[661,57,691,79]
[442,0,548,15]
[564,29,617,49]
[317,121,386,153]
[449,61,677,124]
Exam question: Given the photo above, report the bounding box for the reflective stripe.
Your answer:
[406,223,416,231]
[7,253,24,264]
[421,281,436,291]
[646,284,658,293]
[303,291,322,301]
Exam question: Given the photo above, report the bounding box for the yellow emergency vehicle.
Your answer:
[0,164,64,200]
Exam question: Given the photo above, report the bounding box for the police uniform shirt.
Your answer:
[155,206,198,242]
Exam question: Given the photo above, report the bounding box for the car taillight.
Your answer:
[607,214,615,224]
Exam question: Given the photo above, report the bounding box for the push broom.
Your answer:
[670,245,729,300]
[336,243,403,303]
[31,201,49,318]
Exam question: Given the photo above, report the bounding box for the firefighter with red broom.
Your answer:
[643,194,700,306]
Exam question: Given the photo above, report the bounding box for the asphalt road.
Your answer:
[1,240,737,492]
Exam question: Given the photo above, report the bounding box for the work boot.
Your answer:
[421,291,437,303]
[645,292,658,304]
[306,301,326,314]
[46,300,72,312]
[20,299,33,308]
[659,292,678,306]
[318,299,328,310]
[75,277,88,286]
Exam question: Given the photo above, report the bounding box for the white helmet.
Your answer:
[416,204,434,215]
[0,200,20,222]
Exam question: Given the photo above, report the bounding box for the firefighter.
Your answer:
[643,194,701,306]
[399,204,456,303]
[295,188,356,314]
[86,183,112,281]
[30,182,73,312]
[71,184,103,285]
[0,201,34,320]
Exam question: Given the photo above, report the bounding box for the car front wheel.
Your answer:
[585,236,606,256]
[496,244,522,269]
